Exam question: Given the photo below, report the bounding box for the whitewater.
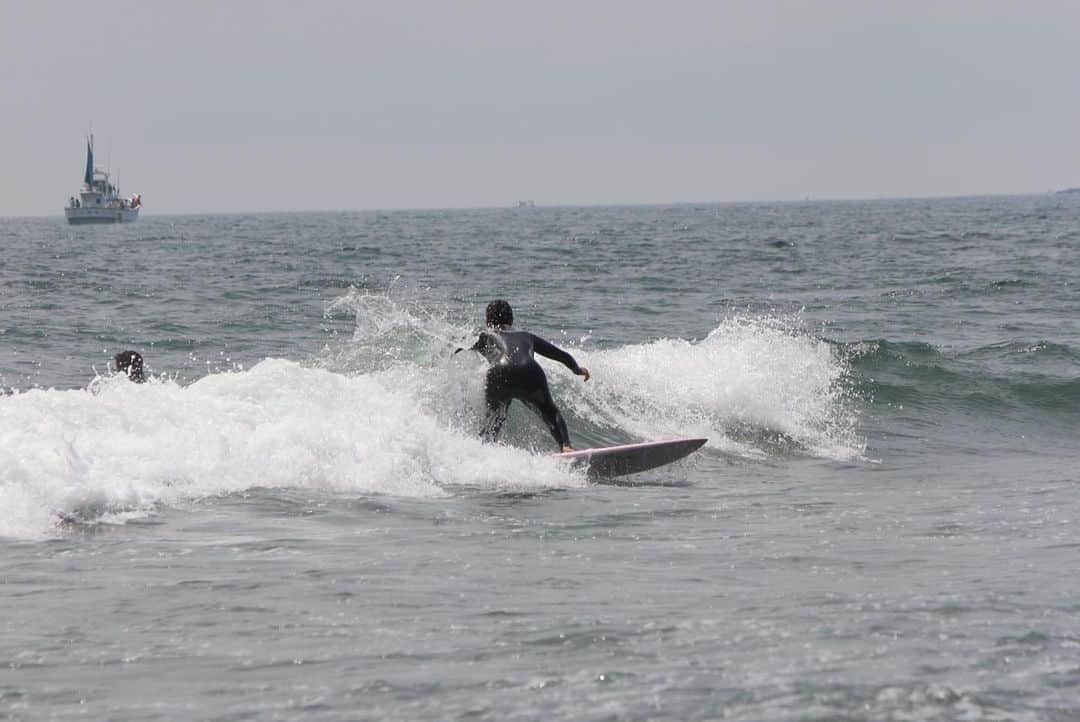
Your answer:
[1,308,860,539]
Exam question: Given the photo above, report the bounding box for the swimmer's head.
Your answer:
[485,300,513,329]
[114,350,145,383]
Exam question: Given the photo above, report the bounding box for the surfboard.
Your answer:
[556,438,707,479]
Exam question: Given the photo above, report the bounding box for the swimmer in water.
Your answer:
[113,350,145,383]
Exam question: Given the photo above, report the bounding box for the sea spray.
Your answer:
[322,287,468,372]
[326,291,865,460]
[565,316,864,460]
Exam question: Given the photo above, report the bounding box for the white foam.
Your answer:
[562,316,864,461]
[324,293,863,460]
[0,306,864,539]
[0,359,581,539]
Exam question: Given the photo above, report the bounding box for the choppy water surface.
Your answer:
[1,196,1078,720]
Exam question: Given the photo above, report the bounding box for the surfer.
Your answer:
[457,300,589,452]
[113,350,146,383]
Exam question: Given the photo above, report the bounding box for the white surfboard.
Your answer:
[556,438,707,479]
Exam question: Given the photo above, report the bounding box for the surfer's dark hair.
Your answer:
[485,300,513,329]
[114,350,145,382]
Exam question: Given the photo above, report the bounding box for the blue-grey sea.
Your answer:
[2,196,1079,721]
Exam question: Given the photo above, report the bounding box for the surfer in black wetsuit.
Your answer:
[457,300,590,452]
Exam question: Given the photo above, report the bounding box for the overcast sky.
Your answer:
[2,0,1079,216]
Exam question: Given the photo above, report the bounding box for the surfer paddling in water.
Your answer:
[457,300,590,452]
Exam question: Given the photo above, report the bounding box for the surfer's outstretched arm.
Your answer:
[531,335,590,381]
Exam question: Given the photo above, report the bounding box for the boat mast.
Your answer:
[84,134,94,187]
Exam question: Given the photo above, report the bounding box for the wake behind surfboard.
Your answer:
[556,438,707,479]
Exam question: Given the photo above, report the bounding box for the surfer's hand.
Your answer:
[578,367,590,382]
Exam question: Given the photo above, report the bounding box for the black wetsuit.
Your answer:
[466,329,583,449]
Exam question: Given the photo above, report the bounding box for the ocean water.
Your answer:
[1,196,1078,720]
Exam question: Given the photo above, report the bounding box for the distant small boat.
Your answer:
[64,134,141,224]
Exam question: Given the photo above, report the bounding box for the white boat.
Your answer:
[64,135,141,224]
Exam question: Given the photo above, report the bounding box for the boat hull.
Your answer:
[65,207,139,224]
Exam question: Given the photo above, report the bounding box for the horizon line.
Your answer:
[0,190,1068,221]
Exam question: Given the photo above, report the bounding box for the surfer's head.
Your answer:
[485,300,513,329]
[114,350,145,383]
